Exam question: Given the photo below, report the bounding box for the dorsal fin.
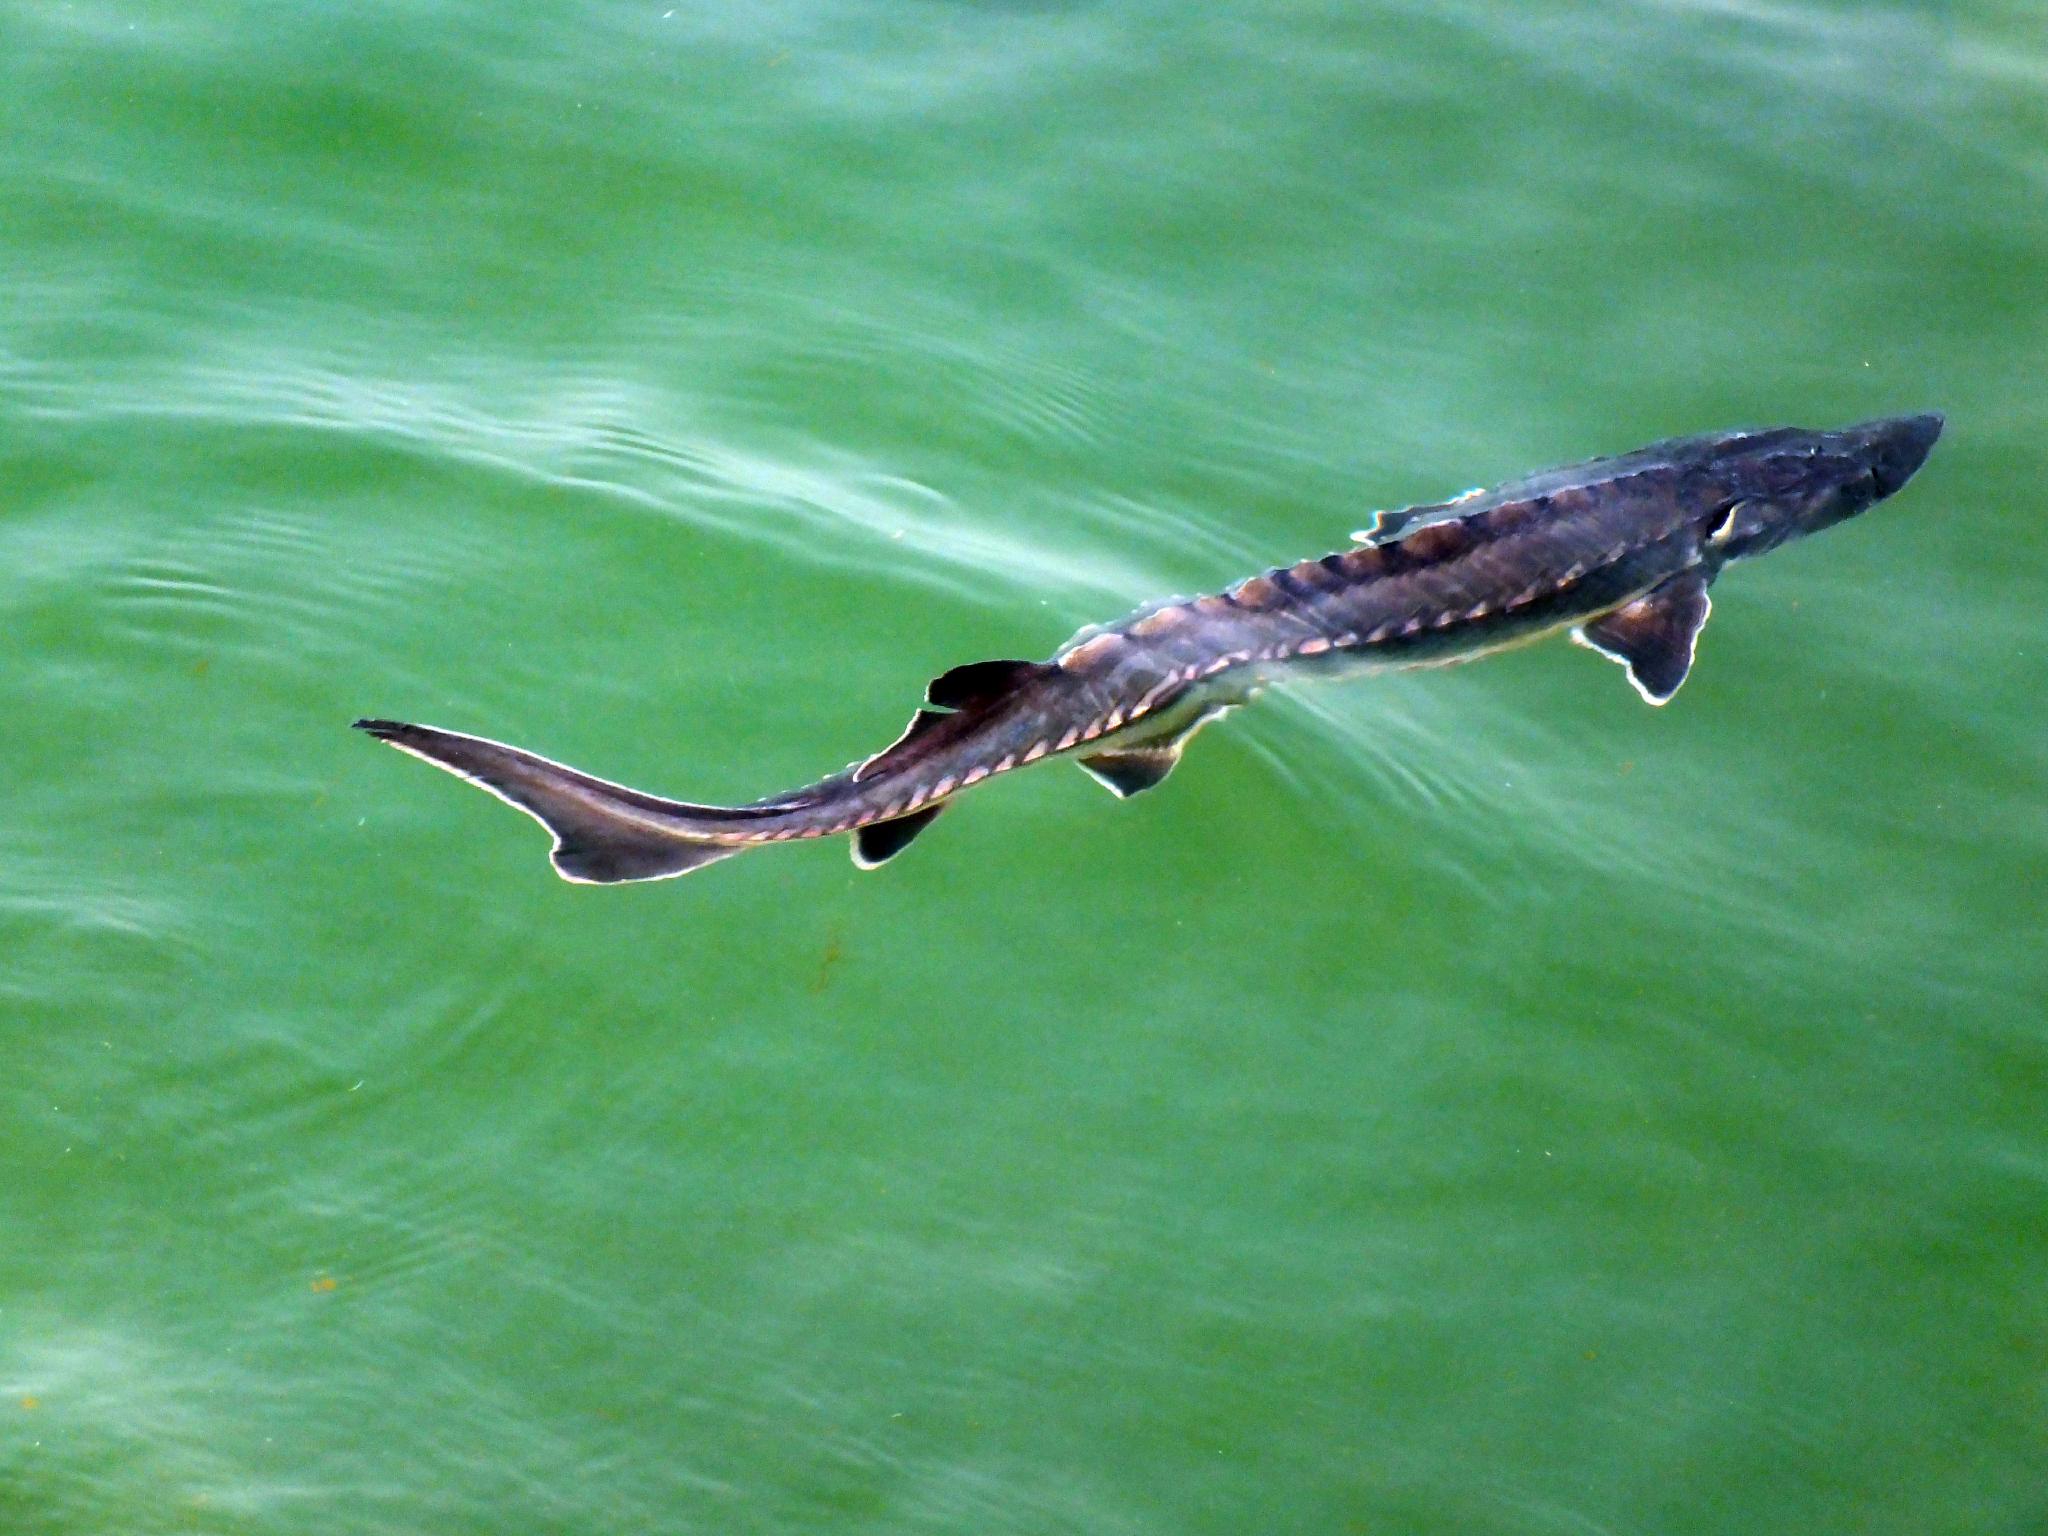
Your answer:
[854,659,1050,785]
[925,659,1046,711]
[851,803,946,868]
[1572,570,1712,705]
[852,707,949,783]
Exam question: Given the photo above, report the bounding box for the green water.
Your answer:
[4,2,2045,1532]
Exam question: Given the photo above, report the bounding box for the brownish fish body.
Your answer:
[358,413,1943,881]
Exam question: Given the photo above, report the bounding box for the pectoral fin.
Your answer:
[1573,570,1712,705]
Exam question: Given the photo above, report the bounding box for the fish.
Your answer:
[356,412,1943,883]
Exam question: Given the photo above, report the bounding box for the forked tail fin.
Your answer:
[353,719,747,883]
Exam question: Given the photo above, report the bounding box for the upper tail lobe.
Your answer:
[353,719,745,883]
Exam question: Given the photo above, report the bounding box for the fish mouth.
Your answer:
[1862,412,1945,499]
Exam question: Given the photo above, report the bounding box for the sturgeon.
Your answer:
[357,413,1943,882]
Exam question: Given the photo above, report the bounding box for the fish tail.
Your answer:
[353,719,749,883]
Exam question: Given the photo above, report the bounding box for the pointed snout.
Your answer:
[1861,412,1944,499]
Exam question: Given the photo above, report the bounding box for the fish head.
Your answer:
[1707,413,1943,560]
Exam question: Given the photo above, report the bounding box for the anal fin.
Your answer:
[851,802,946,869]
[1572,570,1712,705]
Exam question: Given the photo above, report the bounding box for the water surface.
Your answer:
[3,2,2044,1532]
